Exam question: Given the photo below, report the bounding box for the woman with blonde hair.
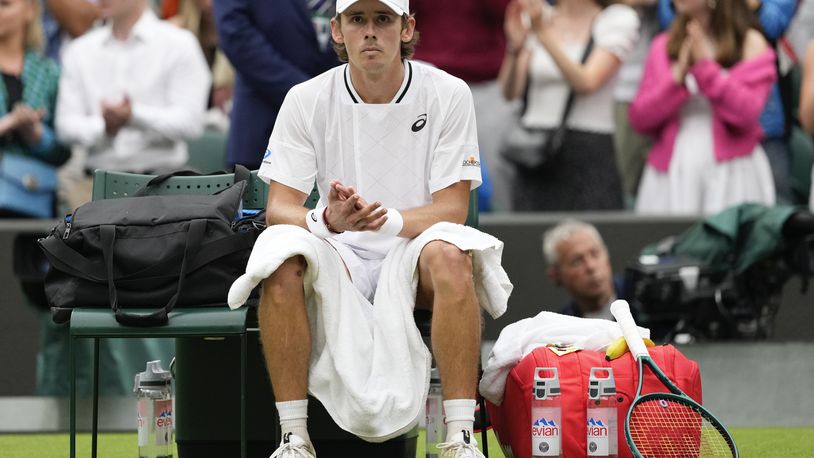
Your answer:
[0,0,68,218]
[630,0,776,215]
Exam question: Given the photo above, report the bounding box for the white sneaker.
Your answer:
[269,432,316,458]
[437,430,485,458]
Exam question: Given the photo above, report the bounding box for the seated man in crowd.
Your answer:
[225,1,511,457]
[543,220,627,320]
[55,0,210,203]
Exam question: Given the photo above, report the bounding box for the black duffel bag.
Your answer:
[38,171,263,327]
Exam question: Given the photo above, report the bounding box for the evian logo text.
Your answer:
[587,418,608,438]
[532,417,559,437]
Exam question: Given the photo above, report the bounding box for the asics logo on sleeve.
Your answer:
[411,114,427,132]
[310,211,318,222]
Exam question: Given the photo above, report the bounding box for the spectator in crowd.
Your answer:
[659,0,798,204]
[802,39,814,210]
[786,0,814,59]
[803,39,814,136]
[0,0,69,218]
[55,0,210,198]
[0,0,70,402]
[630,0,777,215]
[613,0,659,207]
[500,0,639,211]
[543,220,624,319]
[214,0,340,170]
[40,0,99,62]
[412,0,515,212]
[166,0,234,116]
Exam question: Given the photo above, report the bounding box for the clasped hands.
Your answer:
[3,103,46,146]
[672,20,715,84]
[101,95,132,137]
[323,180,390,233]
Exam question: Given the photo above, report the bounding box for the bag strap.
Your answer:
[553,34,595,135]
[133,164,252,197]
[101,219,207,327]
[40,235,107,281]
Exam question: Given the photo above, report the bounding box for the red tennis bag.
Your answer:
[485,345,702,458]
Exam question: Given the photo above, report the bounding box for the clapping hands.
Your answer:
[672,20,714,84]
[0,103,46,146]
[504,0,554,49]
[101,95,132,138]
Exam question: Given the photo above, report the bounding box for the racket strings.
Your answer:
[629,398,734,457]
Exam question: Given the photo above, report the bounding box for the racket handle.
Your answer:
[610,300,649,360]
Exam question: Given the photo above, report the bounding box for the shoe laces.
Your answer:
[269,433,316,458]
[437,430,484,458]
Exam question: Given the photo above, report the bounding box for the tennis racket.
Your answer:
[610,300,738,458]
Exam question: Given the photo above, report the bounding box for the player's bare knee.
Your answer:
[425,241,472,280]
[261,256,306,307]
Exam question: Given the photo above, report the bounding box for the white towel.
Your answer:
[228,222,512,442]
[478,311,650,405]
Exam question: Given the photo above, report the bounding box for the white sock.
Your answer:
[276,399,310,446]
[443,399,476,442]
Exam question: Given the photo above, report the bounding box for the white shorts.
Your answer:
[325,239,385,303]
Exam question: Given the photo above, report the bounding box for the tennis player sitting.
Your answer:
[225,1,513,457]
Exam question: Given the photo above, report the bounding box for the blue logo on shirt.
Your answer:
[263,149,272,160]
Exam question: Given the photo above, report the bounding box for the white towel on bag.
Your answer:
[478,311,650,405]
[227,222,512,442]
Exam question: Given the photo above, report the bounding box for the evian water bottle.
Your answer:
[587,367,618,457]
[531,367,561,457]
[134,360,174,458]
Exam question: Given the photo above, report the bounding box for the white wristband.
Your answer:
[378,208,404,237]
[305,206,333,239]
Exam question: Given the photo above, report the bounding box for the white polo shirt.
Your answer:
[259,60,482,258]
[56,9,211,173]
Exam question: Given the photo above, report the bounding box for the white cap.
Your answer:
[336,0,409,16]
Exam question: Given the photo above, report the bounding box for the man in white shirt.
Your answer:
[55,0,210,175]
[259,1,494,457]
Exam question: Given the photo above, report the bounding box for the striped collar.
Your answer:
[343,60,413,104]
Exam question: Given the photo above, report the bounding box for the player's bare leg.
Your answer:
[417,240,484,455]
[259,255,316,456]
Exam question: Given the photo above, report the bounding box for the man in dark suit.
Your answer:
[214,0,340,169]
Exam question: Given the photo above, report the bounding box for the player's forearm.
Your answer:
[397,180,471,238]
[399,202,468,239]
[265,203,309,230]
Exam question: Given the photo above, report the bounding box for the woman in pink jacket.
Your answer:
[629,0,776,215]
